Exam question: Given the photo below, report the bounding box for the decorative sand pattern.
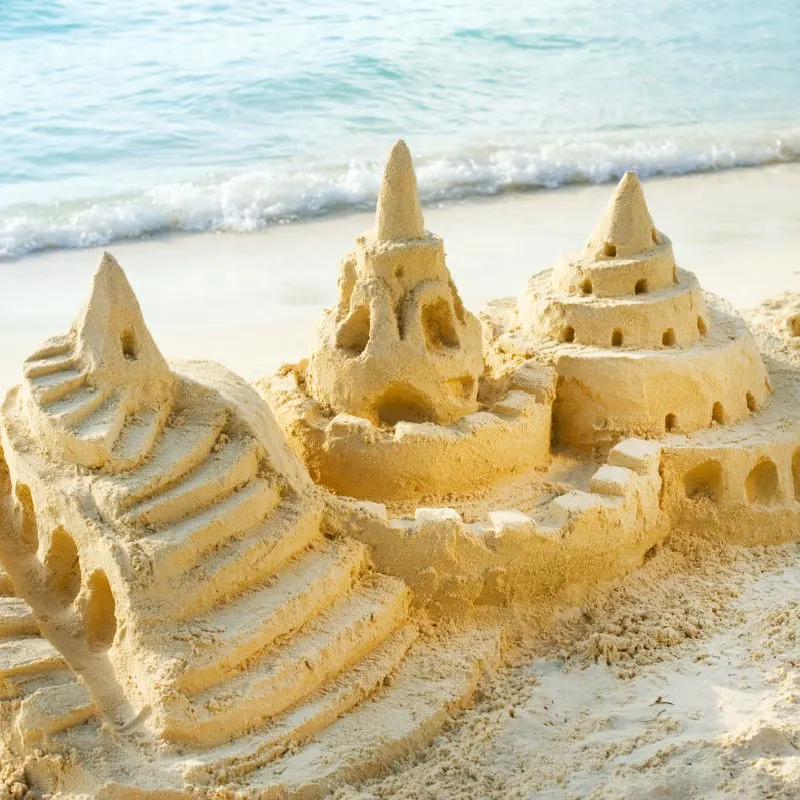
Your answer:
[1,150,800,797]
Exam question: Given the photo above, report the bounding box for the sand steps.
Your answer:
[111,406,228,508]
[45,384,107,428]
[186,623,420,784]
[23,353,78,380]
[164,573,410,746]
[30,368,88,405]
[122,435,260,528]
[24,334,74,365]
[0,598,38,637]
[165,499,323,618]
[0,637,65,681]
[14,679,94,742]
[111,406,164,464]
[70,392,124,444]
[240,628,500,797]
[140,478,281,580]
[173,538,369,694]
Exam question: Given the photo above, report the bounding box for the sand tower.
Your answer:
[262,141,554,500]
[306,140,484,426]
[505,172,771,449]
[0,253,498,795]
[19,253,177,470]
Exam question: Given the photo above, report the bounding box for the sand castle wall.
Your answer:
[262,357,554,501]
[325,438,666,615]
[656,362,800,545]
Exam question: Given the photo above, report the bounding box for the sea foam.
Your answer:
[2,128,798,261]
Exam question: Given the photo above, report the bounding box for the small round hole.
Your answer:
[665,413,677,432]
[611,329,623,347]
[746,392,756,412]
[712,402,725,425]
[603,242,617,258]
[560,325,575,343]
[662,328,676,347]
[697,316,707,337]
[635,279,648,295]
[580,278,593,295]
[394,266,404,279]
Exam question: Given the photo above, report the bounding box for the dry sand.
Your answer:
[2,164,800,798]
[336,532,800,799]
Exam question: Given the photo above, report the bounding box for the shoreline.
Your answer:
[2,162,799,392]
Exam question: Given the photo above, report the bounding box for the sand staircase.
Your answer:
[0,563,93,748]
[23,332,170,471]
[95,400,415,747]
[0,253,501,797]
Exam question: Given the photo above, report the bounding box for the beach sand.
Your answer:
[3,163,800,799]
[2,163,799,394]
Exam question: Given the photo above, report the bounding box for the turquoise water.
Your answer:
[2,0,799,259]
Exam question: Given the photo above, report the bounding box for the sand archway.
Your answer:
[45,527,82,606]
[745,458,780,505]
[84,570,117,652]
[683,459,723,502]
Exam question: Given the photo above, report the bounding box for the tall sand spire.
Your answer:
[75,251,168,376]
[585,171,658,260]
[375,140,425,241]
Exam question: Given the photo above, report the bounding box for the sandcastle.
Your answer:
[264,141,554,500]
[0,254,499,796]
[3,147,800,797]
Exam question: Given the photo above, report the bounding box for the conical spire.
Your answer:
[585,172,659,260]
[75,251,168,374]
[375,140,425,241]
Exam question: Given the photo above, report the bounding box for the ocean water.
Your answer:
[1,0,799,260]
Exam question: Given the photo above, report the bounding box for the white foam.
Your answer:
[2,126,798,261]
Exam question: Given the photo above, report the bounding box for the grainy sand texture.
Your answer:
[1,156,800,799]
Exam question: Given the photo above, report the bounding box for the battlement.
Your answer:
[329,438,664,614]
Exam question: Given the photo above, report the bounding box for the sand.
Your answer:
[338,532,800,799]
[2,162,800,798]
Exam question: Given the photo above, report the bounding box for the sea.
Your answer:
[2,0,799,261]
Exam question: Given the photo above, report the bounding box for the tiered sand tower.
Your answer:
[263,141,554,500]
[0,255,498,795]
[510,172,771,449]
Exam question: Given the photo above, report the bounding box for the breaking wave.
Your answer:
[2,127,799,261]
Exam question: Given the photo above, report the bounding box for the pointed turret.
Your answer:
[584,172,659,261]
[375,140,425,241]
[74,252,169,378]
[20,251,176,470]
